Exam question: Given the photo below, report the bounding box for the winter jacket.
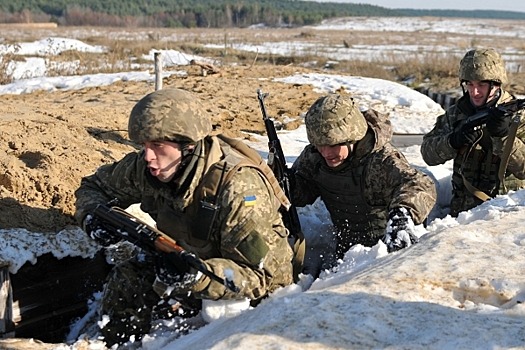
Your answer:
[75,134,293,301]
[421,90,525,216]
[291,109,436,257]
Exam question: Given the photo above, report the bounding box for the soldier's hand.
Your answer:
[449,127,482,149]
[486,107,510,137]
[155,252,201,294]
[83,214,120,246]
[382,207,418,253]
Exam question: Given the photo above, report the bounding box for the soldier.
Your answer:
[421,48,525,217]
[291,93,436,263]
[74,88,294,347]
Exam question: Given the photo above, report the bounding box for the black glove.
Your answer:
[155,252,201,294]
[83,214,120,246]
[382,207,419,253]
[449,127,482,149]
[486,107,510,137]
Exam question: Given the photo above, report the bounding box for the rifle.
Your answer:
[256,89,304,244]
[92,204,239,293]
[462,98,525,131]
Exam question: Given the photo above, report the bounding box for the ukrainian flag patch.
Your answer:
[244,195,257,207]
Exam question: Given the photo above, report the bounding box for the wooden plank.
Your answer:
[0,267,14,337]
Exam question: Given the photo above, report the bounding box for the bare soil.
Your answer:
[0,63,322,232]
[2,18,525,233]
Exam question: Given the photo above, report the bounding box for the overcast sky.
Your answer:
[309,0,525,13]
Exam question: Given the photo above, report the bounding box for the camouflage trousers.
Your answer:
[450,190,484,217]
[99,254,160,347]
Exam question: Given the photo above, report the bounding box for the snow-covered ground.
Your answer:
[1,17,524,350]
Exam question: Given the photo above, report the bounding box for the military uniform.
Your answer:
[421,91,525,216]
[421,48,525,216]
[291,94,436,259]
[75,89,293,345]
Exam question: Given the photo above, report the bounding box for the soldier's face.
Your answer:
[317,143,351,168]
[143,140,184,182]
[465,80,499,107]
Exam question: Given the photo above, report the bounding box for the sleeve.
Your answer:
[500,111,525,179]
[372,145,437,225]
[290,145,321,207]
[192,166,293,301]
[420,112,458,166]
[74,152,145,225]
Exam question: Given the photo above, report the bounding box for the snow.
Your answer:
[1,16,524,350]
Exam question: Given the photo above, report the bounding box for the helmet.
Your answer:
[458,48,507,85]
[305,94,367,146]
[128,88,212,144]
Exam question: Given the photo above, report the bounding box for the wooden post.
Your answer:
[154,52,162,91]
[0,266,14,338]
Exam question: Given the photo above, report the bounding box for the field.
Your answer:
[1,16,525,349]
[1,16,525,233]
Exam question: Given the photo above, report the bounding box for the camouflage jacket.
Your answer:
[420,90,525,216]
[75,134,293,301]
[291,109,437,247]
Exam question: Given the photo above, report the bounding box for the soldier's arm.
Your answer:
[74,152,145,224]
[421,112,457,166]
[379,145,437,225]
[191,167,293,300]
[502,114,525,179]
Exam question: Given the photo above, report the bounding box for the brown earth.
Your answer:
[3,17,525,234]
[0,63,323,232]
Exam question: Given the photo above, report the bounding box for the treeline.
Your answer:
[398,9,525,20]
[0,0,399,27]
[1,1,524,28]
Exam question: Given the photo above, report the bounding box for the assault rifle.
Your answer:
[256,89,304,243]
[92,204,239,293]
[462,98,525,131]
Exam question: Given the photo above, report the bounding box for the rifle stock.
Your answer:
[462,98,525,131]
[92,204,239,293]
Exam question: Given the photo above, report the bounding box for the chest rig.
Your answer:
[155,135,292,255]
[313,159,387,253]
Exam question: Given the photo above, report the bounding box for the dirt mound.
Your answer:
[0,64,321,232]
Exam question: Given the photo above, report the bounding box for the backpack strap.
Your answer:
[217,134,291,210]
[216,135,305,281]
[497,113,521,193]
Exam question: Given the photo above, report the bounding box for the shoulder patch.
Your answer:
[244,195,257,207]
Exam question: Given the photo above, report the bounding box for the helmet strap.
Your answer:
[461,80,502,108]
[343,141,355,162]
[460,80,468,96]
[181,142,196,158]
[180,141,200,168]
[485,84,501,108]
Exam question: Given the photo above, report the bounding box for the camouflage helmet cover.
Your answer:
[305,94,368,146]
[458,48,508,85]
[128,88,212,144]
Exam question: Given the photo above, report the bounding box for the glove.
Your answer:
[449,127,482,149]
[155,252,201,294]
[486,107,510,137]
[382,207,419,253]
[83,214,120,246]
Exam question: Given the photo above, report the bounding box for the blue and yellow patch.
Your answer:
[244,195,257,207]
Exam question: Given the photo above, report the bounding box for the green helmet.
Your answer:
[305,94,368,146]
[128,88,212,144]
[458,48,507,85]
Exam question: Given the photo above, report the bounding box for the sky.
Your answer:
[1,18,524,350]
[307,0,525,13]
